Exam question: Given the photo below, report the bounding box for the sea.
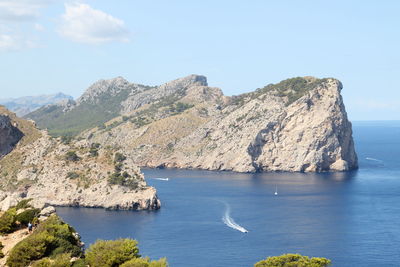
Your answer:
[57,121,400,267]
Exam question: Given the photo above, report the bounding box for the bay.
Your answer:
[57,121,400,266]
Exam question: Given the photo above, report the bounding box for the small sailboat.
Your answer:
[274,186,278,196]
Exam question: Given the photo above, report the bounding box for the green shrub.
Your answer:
[114,162,123,172]
[15,208,40,225]
[120,257,168,267]
[7,215,83,267]
[65,151,80,162]
[66,172,80,179]
[60,136,73,145]
[167,102,194,114]
[88,143,100,157]
[108,172,138,190]
[0,208,17,234]
[31,258,52,267]
[86,238,140,267]
[114,152,126,163]
[7,231,55,267]
[254,253,331,267]
[15,198,33,210]
[71,258,87,267]
[32,253,74,267]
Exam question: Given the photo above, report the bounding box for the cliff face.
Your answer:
[0,107,160,211]
[0,115,23,158]
[85,76,357,173]
[173,78,357,172]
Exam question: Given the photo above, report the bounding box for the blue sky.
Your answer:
[0,0,399,120]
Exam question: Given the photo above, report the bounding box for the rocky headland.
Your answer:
[68,75,358,173]
[0,106,160,211]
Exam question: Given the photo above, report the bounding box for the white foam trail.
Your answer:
[153,178,169,181]
[366,157,383,162]
[222,203,248,233]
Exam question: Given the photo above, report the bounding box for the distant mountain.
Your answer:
[0,93,73,117]
[25,74,358,172]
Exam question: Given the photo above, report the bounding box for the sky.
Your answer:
[0,0,399,120]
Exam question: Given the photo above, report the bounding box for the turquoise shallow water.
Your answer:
[57,121,400,267]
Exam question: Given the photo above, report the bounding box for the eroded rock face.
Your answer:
[0,115,23,158]
[88,77,357,173]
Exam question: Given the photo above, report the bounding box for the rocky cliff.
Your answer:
[83,76,357,172]
[0,114,23,158]
[0,107,160,211]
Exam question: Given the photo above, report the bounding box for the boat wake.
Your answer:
[366,157,383,163]
[222,203,248,233]
[153,177,169,181]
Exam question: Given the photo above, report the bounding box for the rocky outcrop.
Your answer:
[86,76,357,173]
[0,107,161,211]
[0,114,23,158]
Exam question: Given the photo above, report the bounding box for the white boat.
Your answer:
[274,186,278,195]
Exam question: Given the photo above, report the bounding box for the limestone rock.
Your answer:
[39,206,56,217]
[88,76,357,173]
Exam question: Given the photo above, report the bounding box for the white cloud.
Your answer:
[0,33,36,51]
[34,23,45,31]
[59,3,129,44]
[0,33,17,50]
[0,0,52,21]
[0,0,52,52]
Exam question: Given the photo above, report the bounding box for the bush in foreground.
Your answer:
[120,257,168,267]
[85,238,140,266]
[254,253,331,267]
[0,199,40,234]
[86,238,167,267]
[6,215,83,267]
[0,208,17,234]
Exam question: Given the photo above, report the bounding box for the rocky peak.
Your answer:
[57,98,77,112]
[77,76,131,104]
[157,74,208,95]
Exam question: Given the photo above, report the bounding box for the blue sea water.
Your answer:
[57,121,400,267]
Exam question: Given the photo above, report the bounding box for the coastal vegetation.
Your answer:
[0,199,39,234]
[6,215,83,267]
[4,215,167,267]
[108,152,139,189]
[232,77,329,106]
[254,254,331,267]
